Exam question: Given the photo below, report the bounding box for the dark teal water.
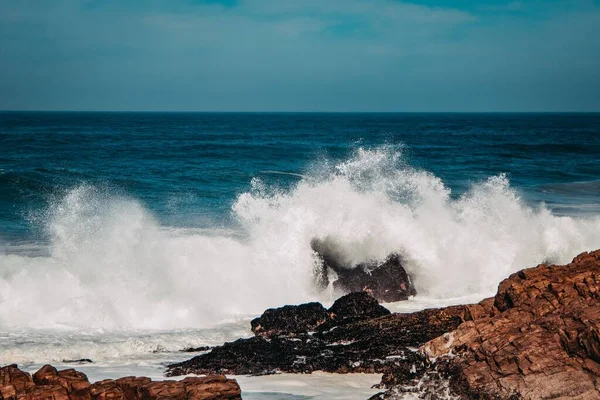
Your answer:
[1,112,600,243]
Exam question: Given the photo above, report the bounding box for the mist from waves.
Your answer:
[1,146,599,331]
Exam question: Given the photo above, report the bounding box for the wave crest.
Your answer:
[1,147,599,330]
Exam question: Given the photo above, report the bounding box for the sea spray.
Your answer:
[1,146,599,331]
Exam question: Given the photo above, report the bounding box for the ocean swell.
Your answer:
[1,147,599,331]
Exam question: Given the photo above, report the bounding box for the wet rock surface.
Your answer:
[168,250,600,399]
[0,364,241,400]
[250,302,329,337]
[419,250,600,400]
[311,240,417,302]
[166,292,472,380]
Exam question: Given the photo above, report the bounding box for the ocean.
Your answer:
[1,112,600,398]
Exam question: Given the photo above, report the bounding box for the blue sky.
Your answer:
[0,0,599,111]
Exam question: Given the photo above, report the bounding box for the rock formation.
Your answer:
[169,249,600,400]
[311,239,417,302]
[419,250,600,400]
[167,292,472,378]
[0,364,241,400]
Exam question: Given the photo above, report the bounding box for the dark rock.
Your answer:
[167,300,472,379]
[251,301,329,337]
[179,347,211,353]
[329,292,390,322]
[251,292,391,339]
[311,239,416,302]
[167,333,428,378]
[62,359,93,364]
[0,364,241,400]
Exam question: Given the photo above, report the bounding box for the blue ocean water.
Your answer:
[2,112,599,243]
[1,112,600,376]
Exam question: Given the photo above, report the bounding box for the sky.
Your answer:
[0,0,599,112]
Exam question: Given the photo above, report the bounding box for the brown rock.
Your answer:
[181,376,241,400]
[33,366,90,394]
[114,377,151,400]
[423,250,600,399]
[16,385,70,400]
[89,380,125,400]
[0,365,240,400]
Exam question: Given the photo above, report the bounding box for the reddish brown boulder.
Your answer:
[181,376,241,400]
[1,364,35,400]
[0,365,240,400]
[33,365,90,394]
[423,250,600,399]
[17,384,70,400]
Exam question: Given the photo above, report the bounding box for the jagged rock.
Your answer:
[328,291,391,322]
[167,293,471,378]
[418,250,600,399]
[311,239,416,302]
[250,292,392,338]
[33,365,90,393]
[0,364,35,396]
[250,302,329,337]
[0,364,241,400]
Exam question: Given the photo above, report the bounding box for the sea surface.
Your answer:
[1,112,600,398]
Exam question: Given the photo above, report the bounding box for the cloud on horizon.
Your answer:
[0,0,599,111]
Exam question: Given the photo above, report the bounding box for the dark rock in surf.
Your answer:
[251,302,329,337]
[166,292,472,379]
[180,346,212,353]
[311,239,417,303]
[61,359,93,364]
[250,292,391,339]
[329,291,390,322]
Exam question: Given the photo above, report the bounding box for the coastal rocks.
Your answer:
[419,250,600,399]
[165,249,600,399]
[311,239,417,302]
[0,364,241,400]
[250,292,390,338]
[328,292,391,322]
[250,302,329,337]
[166,292,472,379]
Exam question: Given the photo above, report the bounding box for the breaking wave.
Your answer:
[1,146,599,330]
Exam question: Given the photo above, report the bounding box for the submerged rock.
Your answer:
[0,364,241,400]
[180,346,212,353]
[311,239,416,303]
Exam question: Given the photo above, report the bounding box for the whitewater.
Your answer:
[1,147,599,398]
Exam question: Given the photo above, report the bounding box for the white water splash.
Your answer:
[1,146,599,334]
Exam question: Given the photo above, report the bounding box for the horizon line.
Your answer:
[1,110,600,114]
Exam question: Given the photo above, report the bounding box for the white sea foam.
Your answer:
[1,146,599,337]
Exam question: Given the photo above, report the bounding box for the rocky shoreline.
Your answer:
[0,364,241,400]
[167,249,600,399]
[3,250,600,399]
